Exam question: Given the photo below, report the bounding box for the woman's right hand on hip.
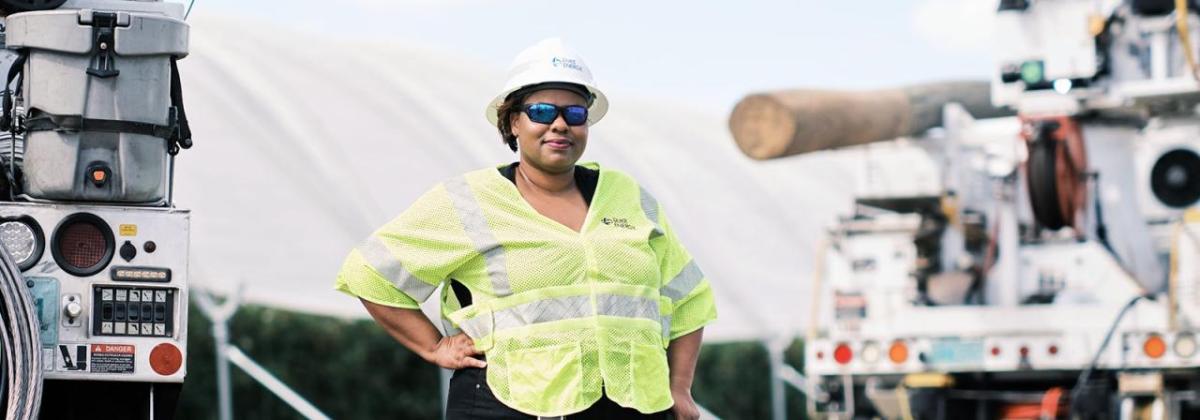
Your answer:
[430,333,487,369]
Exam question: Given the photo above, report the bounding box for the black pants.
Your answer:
[446,367,670,420]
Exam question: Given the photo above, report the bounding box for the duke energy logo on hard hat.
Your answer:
[551,57,585,72]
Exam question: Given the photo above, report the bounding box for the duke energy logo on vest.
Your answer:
[602,217,636,230]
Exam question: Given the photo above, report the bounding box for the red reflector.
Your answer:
[1019,346,1030,358]
[150,343,183,376]
[991,346,1001,357]
[1048,345,1059,356]
[834,343,853,365]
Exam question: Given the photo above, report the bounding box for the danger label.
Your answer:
[90,344,135,374]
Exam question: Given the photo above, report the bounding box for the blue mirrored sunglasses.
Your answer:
[522,103,589,126]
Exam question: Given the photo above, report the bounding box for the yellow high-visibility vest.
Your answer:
[335,162,717,416]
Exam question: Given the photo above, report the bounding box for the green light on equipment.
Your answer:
[1020,61,1044,85]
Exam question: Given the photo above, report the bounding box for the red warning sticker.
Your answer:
[91,344,135,374]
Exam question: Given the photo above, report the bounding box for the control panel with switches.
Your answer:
[5,203,190,383]
[92,286,177,337]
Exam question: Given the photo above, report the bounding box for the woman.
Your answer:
[335,38,717,419]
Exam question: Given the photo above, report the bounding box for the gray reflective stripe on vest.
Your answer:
[457,294,661,340]
[444,176,513,296]
[639,187,664,238]
[596,294,658,320]
[359,235,437,301]
[661,259,704,302]
[441,292,464,336]
[440,317,461,336]
[659,261,704,339]
[661,315,672,340]
[495,295,591,332]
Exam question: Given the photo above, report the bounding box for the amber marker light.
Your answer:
[1144,334,1167,359]
[888,340,909,364]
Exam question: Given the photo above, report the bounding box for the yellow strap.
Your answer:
[895,384,914,420]
[1185,208,1200,223]
[1177,0,1200,81]
[903,372,955,388]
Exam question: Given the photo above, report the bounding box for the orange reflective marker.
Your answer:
[889,341,909,364]
[1144,335,1167,359]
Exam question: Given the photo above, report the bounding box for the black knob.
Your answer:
[119,241,136,262]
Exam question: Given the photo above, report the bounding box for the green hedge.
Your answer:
[177,300,806,420]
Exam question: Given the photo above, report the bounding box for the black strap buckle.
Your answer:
[86,12,120,78]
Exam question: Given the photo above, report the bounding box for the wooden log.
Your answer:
[728,81,1011,160]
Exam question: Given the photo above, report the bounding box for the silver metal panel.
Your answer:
[0,203,191,383]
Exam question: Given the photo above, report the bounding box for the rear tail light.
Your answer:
[51,213,114,276]
[889,341,909,364]
[1144,334,1167,359]
[1175,333,1197,358]
[834,343,853,365]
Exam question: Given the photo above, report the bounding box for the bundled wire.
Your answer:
[0,245,41,419]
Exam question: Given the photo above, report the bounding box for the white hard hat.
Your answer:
[485,38,609,127]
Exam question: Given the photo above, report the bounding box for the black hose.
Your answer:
[1068,294,1148,416]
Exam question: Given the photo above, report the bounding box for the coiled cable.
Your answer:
[0,244,41,419]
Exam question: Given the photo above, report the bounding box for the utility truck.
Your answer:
[730,0,1200,418]
[0,0,192,418]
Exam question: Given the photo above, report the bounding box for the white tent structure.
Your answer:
[175,16,856,344]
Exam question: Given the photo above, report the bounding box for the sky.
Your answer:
[185,0,1000,114]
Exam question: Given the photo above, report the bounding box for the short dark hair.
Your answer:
[495,91,528,152]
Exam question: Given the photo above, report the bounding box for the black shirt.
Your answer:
[497,162,599,205]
